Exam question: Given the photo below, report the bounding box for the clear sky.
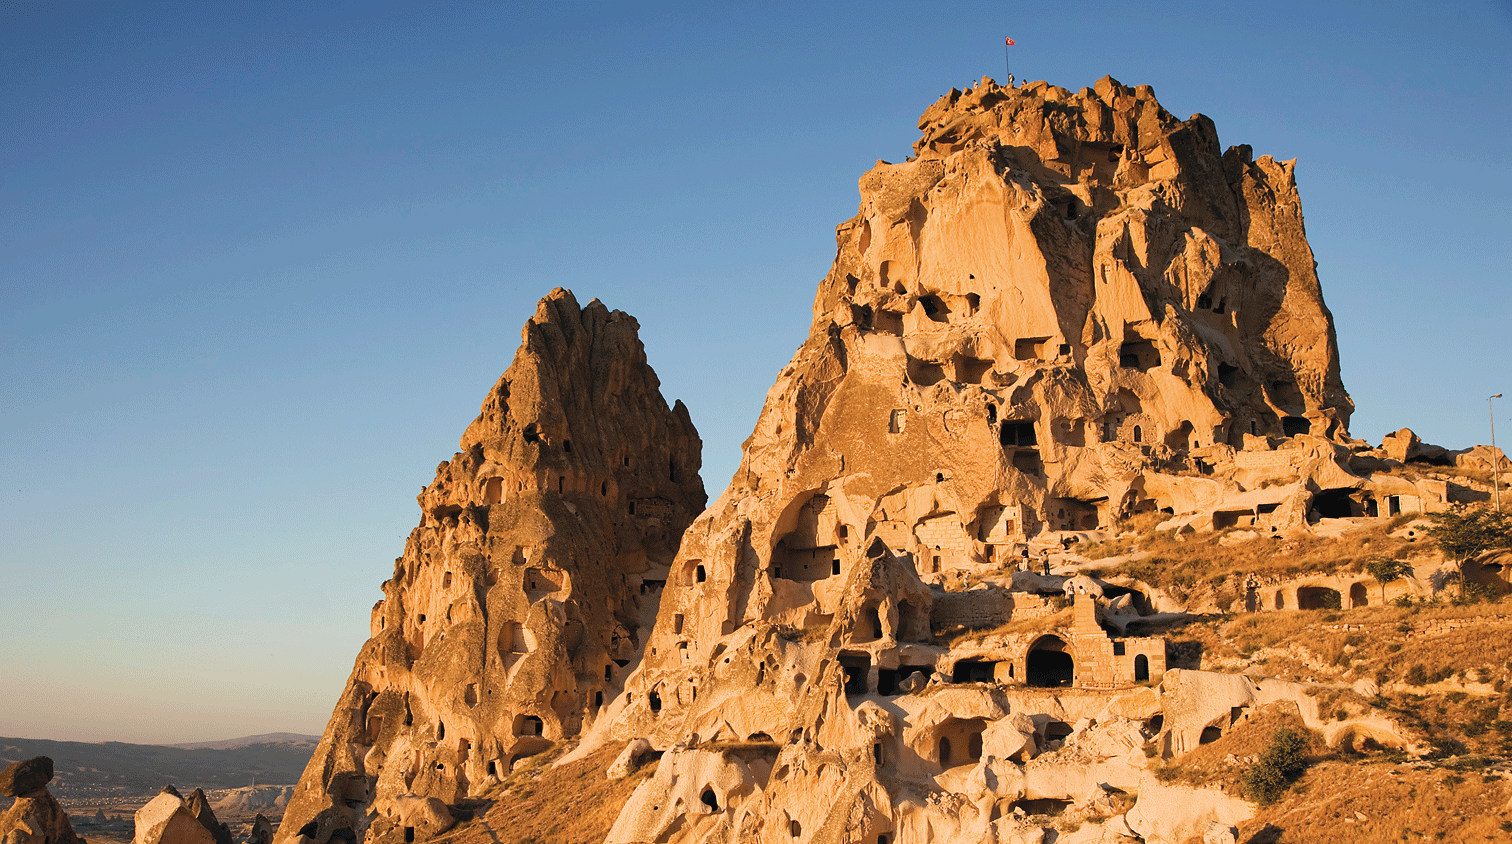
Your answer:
[2,1,1508,744]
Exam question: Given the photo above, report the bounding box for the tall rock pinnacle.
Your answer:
[580,76,1360,843]
[283,75,1387,844]
[275,289,705,844]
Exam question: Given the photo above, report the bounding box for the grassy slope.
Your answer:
[1088,511,1512,844]
[436,743,646,844]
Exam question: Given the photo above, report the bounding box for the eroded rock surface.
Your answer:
[573,76,1396,843]
[275,290,705,844]
[0,757,84,844]
[280,76,1476,844]
[130,787,233,844]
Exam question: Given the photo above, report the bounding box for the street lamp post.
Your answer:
[1493,393,1503,513]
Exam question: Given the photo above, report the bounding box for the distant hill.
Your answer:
[0,735,318,799]
[167,733,319,751]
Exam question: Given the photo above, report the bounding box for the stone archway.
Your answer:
[1349,582,1368,608]
[1026,635,1073,688]
[1297,586,1341,610]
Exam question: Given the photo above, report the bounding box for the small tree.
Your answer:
[1241,726,1310,806]
[1424,507,1512,564]
[1365,554,1411,603]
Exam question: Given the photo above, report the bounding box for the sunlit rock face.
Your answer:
[275,289,706,844]
[279,75,1380,844]
[576,75,1360,843]
[0,757,86,844]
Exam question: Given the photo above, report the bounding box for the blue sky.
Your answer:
[2,1,1508,744]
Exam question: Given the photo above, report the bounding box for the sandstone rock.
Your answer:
[0,758,52,798]
[602,748,758,844]
[0,761,84,844]
[286,74,1425,844]
[247,817,273,844]
[209,787,290,817]
[1218,529,1260,546]
[1124,777,1250,844]
[606,738,652,780]
[131,786,221,844]
[1455,443,1510,474]
[573,73,1364,843]
[1381,428,1423,463]
[374,797,451,841]
[182,789,231,844]
[276,289,706,844]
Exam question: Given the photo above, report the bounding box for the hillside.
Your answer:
[269,74,1512,844]
[0,736,316,800]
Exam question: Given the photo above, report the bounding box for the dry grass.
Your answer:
[1374,688,1512,758]
[1234,761,1512,843]
[1156,704,1324,796]
[943,606,1073,647]
[440,742,647,844]
[1137,594,1512,673]
[1138,601,1512,763]
[1085,515,1428,600]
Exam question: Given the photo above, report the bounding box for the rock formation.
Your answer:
[209,787,290,818]
[275,290,706,844]
[130,786,234,844]
[570,75,1408,842]
[278,76,1497,844]
[247,816,273,844]
[0,757,86,844]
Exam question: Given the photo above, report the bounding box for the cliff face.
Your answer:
[574,76,1365,843]
[282,75,1389,844]
[276,289,706,844]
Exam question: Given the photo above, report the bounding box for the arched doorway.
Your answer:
[1349,583,1368,608]
[1134,654,1150,682]
[1026,635,1074,688]
[1297,586,1341,610]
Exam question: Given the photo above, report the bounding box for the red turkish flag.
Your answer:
[1005,37,1015,45]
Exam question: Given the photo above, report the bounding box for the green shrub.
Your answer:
[1241,726,1310,806]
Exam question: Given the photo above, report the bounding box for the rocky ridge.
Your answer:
[570,73,1381,844]
[274,290,706,844]
[271,76,1512,844]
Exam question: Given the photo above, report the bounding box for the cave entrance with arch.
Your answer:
[1026,635,1074,688]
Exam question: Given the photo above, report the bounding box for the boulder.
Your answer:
[0,758,53,798]
[182,789,232,844]
[0,760,85,844]
[1382,428,1454,465]
[607,739,653,780]
[247,817,274,844]
[131,786,225,844]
